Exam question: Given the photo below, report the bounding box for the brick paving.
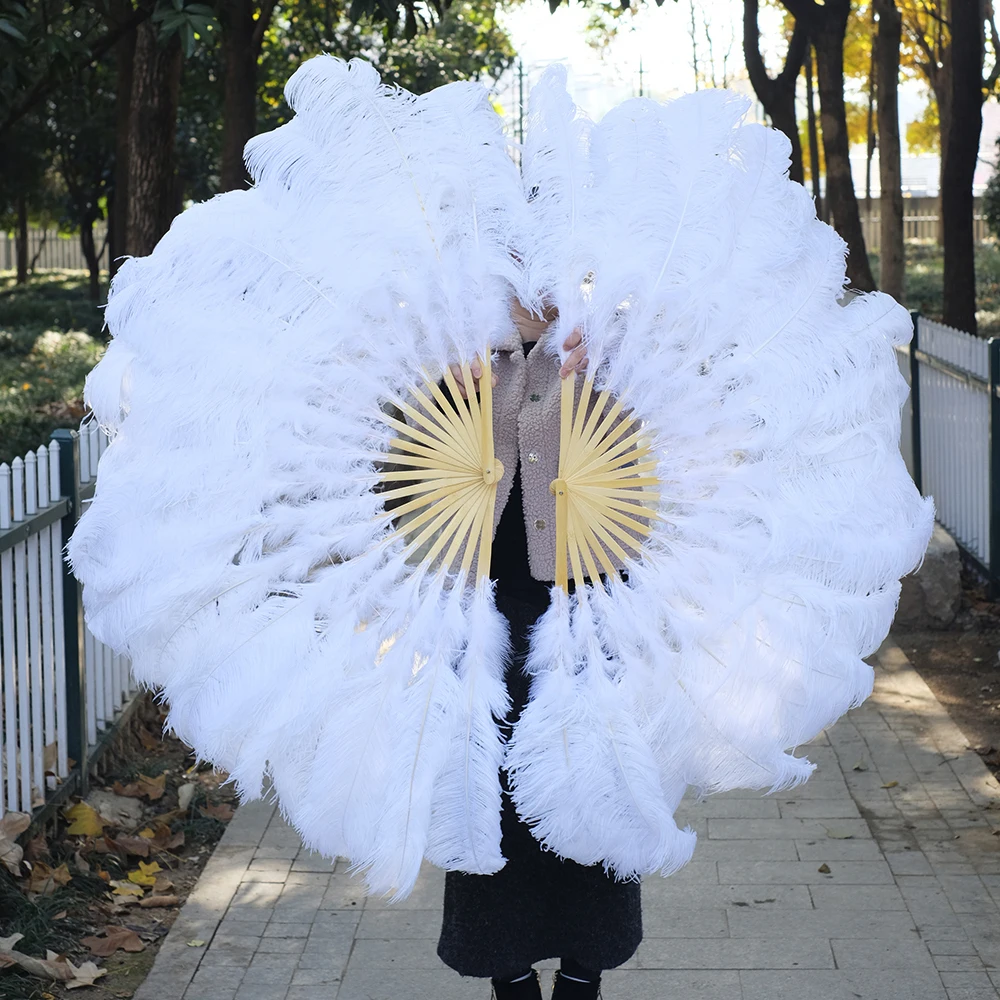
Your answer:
[134,640,1000,1000]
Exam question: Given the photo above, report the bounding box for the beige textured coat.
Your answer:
[488,324,577,582]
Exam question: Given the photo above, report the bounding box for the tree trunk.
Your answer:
[865,2,876,208]
[109,0,136,278]
[80,217,101,302]
[218,0,258,192]
[942,0,984,334]
[743,0,807,183]
[813,13,876,291]
[805,44,824,220]
[875,0,904,301]
[126,19,182,257]
[15,195,28,284]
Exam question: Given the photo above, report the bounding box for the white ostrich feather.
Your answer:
[504,74,934,876]
[66,55,521,898]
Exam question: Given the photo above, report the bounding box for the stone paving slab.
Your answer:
[134,639,1000,1000]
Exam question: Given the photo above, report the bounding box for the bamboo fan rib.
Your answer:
[550,372,660,589]
[377,350,504,583]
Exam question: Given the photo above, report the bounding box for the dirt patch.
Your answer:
[892,564,1000,779]
[1,694,238,1000]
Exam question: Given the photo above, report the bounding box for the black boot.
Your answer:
[491,969,542,1000]
[551,968,602,1000]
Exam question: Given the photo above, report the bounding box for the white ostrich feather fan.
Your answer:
[503,66,934,880]
[67,55,524,899]
[65,55,934,899]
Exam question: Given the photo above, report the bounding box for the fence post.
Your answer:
[990,339,1000,599]
[909,310,923,494]
[50,428,89,793]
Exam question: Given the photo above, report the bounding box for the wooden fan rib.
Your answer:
[564,498,588,593]
[440,364,484,463]
[393,395,477,467]
[387,436,474,473]
[572,493,647,558]
[573,491,654,538]
[395,481,482,555]
[461,359,484,451]
[409,381,480,466]
[564,372,595,472]
[566,498,606,587]
[571,498,620,582]
[570,427,650,479]
[378,467,478,484]
[378,451,477,474]
[426,483,489,575]
[572,499,638,566]
[379,411,456,454]
[578,393,630,466]
[574,484,662,502]
[475,474,497,581]
[558,372,575,479]
[379,479,480,519]
[422,376,480,462]
[572,385,626,470]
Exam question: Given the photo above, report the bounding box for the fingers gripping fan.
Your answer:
[505,68,935,880]
[65,56,523,898]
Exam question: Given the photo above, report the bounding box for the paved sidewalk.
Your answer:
[135,640,1000,1000]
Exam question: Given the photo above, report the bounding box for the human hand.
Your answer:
[448,359,497,400]
[559,327,588,378]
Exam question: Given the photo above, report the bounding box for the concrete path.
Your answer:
[135,641,1000,1000]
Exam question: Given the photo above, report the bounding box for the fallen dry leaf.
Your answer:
[199,802,234,822]
[43,741,58,775]
[825,829,855,840]
[81,925,146,957]
[25,833,49,863]
[186,939,206,947]
[177,783,198,812]
[137,725,161,751]
[152,875,174,892]
[28,861,72,896]
[63,802,104,837]
[0,939,107,988]
[0,811,30,874]
[111,881,144,897]
[817,863,832,874]
[63,958,108,989]
[881,780,899,789]
[139,894,179,908]
[107,834,151,858]
[852,760,868,772]
[127,860,162,886]
[138,773,166,800]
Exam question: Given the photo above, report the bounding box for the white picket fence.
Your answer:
[0,418,135,820]
[896,315,997,578]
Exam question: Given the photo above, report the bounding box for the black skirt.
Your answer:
[436,456,643,980]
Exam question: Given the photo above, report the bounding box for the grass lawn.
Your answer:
[0,270,107,467]
[3,241,999,469]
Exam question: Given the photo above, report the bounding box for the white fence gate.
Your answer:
[896,314,999,588]
[0,418,136,822]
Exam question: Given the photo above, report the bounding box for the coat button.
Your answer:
[534,519,546,530]
[529,393,541,402]
[527,452,540,463]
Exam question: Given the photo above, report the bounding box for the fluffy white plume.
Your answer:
[505,76,934,875]
[66,55,521,899]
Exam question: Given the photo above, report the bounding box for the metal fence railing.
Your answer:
[897,313,1000,592]
[0,418,136,825]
